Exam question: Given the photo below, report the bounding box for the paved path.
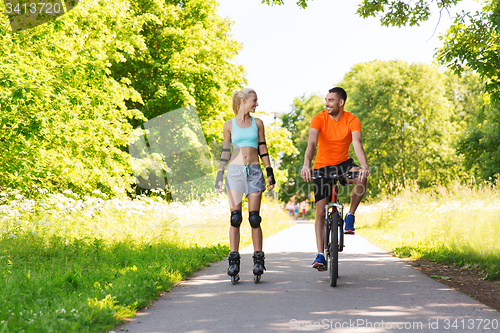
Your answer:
[118,221,500,333]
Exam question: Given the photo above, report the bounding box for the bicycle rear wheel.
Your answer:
[329,212,339,287]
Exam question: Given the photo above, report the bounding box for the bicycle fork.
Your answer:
[325,202,344,256]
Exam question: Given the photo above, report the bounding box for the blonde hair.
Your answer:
[231,88,256,115]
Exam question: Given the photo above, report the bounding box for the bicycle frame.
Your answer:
[329,184,344,220]
[324,184,344,256]
[312,169,357,287]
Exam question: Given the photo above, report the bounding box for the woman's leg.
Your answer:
[247,191,263,251]
[228,189,243,252]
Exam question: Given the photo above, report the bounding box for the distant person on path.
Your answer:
[294,203,299,219]
[300,87,369,271]
[215,88,276,281]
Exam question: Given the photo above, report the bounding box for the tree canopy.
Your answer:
[111,0,245,142]
[0,0,145,196]
[0,0,247,197]
[279,94,324,203]
[339,60,473,194]
[435,2,500,180]
[262,0,466,26]
[265,0,500,183]
[279,60,483,199]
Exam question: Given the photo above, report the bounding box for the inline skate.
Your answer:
[252,251,266,283]
[227,251,240,285]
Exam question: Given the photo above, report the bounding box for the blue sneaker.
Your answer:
[312,253,327,271]
[344,213,355,234]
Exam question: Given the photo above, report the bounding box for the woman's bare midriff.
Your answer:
[230,147,260,165]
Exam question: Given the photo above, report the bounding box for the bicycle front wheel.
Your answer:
[329,212,339,287]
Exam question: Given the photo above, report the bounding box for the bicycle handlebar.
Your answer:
[311,169,359,181]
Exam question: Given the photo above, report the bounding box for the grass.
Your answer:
[0,188,293,332]
[354,181,500,280]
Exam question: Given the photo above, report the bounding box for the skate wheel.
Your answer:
[231,275,239,285]
[254,275,261,284]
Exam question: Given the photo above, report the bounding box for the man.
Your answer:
[300,87,369,271]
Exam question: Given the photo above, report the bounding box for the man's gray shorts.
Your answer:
[225,164,266,195]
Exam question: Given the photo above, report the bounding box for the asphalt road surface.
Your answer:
[118,221,500,333]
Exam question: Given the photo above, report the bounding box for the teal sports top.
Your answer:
[231,117,258,149]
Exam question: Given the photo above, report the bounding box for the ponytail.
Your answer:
[231,88,256,115]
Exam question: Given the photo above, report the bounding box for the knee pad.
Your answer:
[230,210,242,228]
[249,211,262,229]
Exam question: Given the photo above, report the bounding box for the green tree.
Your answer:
[0,0,145,196]
[263,0,500,182]
[261,0,309,8]
[355,0,466,27]
[111,0,245,143]
[262,0,465,26]
[279,95,324,203]
[278,62,481,201]
[436,2,500,181]
[353,0,500,182]
[1,0,248,197]
[264,121,300,196]
[339,60,469,195]
[443,69,485,128]
[340,61,480,194]
[110,0,248,198]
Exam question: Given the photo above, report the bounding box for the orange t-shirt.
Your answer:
[311,110,361,168]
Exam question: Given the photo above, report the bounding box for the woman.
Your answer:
[215,88,275,282]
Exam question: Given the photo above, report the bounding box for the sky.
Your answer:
[216,0,482,123]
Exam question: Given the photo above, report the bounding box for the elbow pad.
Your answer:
[220,148,231,162]
[258,142,269,159]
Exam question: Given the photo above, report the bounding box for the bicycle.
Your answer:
[311,168,359,287]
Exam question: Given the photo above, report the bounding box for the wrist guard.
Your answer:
[266,167,276,185]
[215,170,224,189]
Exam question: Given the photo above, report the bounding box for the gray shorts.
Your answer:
[225,164,266,195]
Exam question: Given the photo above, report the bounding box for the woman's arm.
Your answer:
[256,118,271,168]
[256,118,275,190]
[215,120,232,193]
[219,121,232,171]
